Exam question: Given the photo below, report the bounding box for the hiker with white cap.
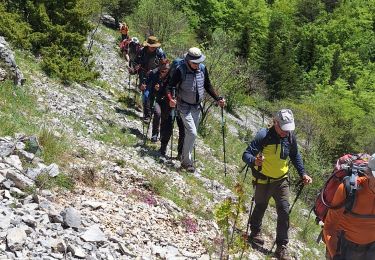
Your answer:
[242,108,312,260]
[323,153,375,260]
[167,47,225,172]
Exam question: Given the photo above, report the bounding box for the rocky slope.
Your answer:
[0,26,323,259]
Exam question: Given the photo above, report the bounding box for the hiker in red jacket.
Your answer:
[323,153,375,260]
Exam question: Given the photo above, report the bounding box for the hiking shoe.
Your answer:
[248,232,264,246]
[151,135,158,143]
[275,245,291,260]
[181,164,195,173]
[159,148,166,157]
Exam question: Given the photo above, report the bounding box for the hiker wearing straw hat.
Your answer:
[134,36,166,121]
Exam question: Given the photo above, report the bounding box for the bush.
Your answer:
[41,45,99,83]
[0,3,32,49]
[127,0,196,57]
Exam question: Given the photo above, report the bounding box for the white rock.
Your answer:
[6,228,27,251]
[4,155,23,171]
[81,225,106,242]
[61,207,81,228]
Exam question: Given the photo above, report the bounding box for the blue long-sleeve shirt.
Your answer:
[242,127,306,180]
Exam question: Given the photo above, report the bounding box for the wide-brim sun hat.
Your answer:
[184,47,206,63]
[143,36,161,47]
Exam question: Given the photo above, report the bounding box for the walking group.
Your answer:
[119,25,375,260]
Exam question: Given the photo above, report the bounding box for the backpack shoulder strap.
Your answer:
[177,62,187,81]
[343,175,357,213]
[260,127,274,152]
[343,175,375,218]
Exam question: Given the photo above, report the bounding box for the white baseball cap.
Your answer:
[275,109,295,131]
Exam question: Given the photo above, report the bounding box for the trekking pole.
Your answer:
[170,87,176,158]
[289,180,304,214]
[244,182,256,239]
[241,165,249,183]
[193,145,196,166]
[221,106,227,176]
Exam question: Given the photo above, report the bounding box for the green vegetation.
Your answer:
[0,80,40,136]
[94,124,138,147]
[35,173,74,190]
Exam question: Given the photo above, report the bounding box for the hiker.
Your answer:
[323,153,375,260]
[119,22,129,41]
[128,37,141,68]
[144,59,171,143]
[134,36,166,121]
[167,47,225,172]
[242,109,312,260]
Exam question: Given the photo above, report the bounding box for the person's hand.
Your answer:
[217,98,225,108]
[155,83,160,91]
[302,174,313,185]
[254,154,264,167]
[139,83,146,91]
[169,99,177,108]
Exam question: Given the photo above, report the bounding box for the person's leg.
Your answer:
[272,178,291,260]
[159,102,172,156]
[273,178,290,247]
[151,102,161,139]
[179,104,198,167]
[338,237,374,260]
[176,115,184,159]
[364,241,375,260]
[250,182,274,236]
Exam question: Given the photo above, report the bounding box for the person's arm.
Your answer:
[203,67,220,101]
[323,184,346,258]
[157,48,166,60]
[242,128,267,166]
[289,134,306,177]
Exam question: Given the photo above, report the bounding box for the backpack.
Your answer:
[314,153,372,223]
[168,58,206,83]
[128,41,142,65]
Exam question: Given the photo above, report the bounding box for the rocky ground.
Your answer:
[0,26,323,259]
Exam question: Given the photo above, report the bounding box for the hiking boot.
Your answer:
[181,164,195,173]
[248,232,264,246]
[159,148,166,157]
[275,245,291,260]
[151,135,158,143]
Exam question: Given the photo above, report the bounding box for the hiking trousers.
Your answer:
[333,237,375,260]
[178,102,200,167]
[149,95,161,137]
[159,101,184,156]
[250,178,290,246]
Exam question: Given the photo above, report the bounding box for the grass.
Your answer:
[38,128,70,165]
[94,123,138,147]
[0,80,41,136]
[35,173,74,190]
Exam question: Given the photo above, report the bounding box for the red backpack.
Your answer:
[314,153,371,223]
